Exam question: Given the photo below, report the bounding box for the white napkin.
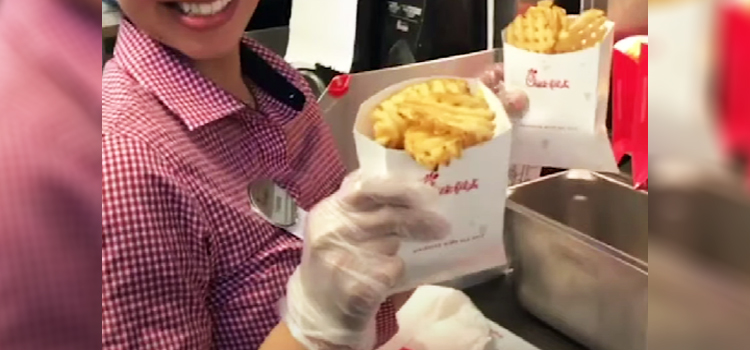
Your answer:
[378,286,540,350]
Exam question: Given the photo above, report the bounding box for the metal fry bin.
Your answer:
[648,169,750,350]
[504,170,648,350]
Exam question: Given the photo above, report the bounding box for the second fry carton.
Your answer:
[720,3,750,171]
[353,76,512,293]
[502,16,618,171]
[633,43,648,189]
[612,36,646,163]
[613,36,648,188]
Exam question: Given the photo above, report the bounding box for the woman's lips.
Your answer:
[168,0,239,32]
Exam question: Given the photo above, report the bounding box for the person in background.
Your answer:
[103,1,525,349]
[0,0,100,349]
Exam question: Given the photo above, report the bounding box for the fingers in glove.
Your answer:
[339,256,404,318]
[391,206,451,241]
[315,251,403,332]
[339,176,439,211]
[502,88,530,118]
[342,206,451,243]
[478,62,530,118]
[479,63,505,94]
[356,235,401,256]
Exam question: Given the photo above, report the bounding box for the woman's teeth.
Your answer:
[177,0,232,16]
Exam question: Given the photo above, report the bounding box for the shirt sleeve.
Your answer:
[0,150,100,350]
[102,134,213,349]
[374,299,399,348]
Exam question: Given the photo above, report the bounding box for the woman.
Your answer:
[102,1,521,349]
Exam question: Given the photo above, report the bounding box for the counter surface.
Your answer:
[464,275,588,350]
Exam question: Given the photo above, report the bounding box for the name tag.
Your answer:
[285,207,308,240]
[248,179,307,240]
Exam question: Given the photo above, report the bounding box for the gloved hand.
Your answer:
[478,63,530,118]
[283,171,451,350]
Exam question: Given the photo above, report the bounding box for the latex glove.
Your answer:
[283,171,451,350]
[478,63,530,119]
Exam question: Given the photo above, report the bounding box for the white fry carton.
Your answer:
[502,17,618,172]
[353,77,512,293]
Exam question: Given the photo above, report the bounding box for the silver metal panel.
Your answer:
[506,167,750,350]
[505,170,648,350]
[648,168,750,350]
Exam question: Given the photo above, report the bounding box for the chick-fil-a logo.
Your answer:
[526,68,570,90]
[423,172,479,195]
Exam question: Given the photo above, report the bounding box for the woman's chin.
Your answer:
[173,39,241,62]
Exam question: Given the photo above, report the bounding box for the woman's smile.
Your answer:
[163,0,239,31]
[174,0,232,15]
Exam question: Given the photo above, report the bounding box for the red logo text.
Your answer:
[423,172,479,195]
[526,69,570,90]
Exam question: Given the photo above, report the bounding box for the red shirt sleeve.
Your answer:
[374,299,400,348]
[103,134,214,349]
[0,155,100,350]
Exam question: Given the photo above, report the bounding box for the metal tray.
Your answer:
[648,168,750,350]
[504,170,648,350]
[649,170,750,278]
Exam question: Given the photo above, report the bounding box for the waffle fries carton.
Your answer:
[633,43,648,189]
[502,5,618,171]
[353,76,512,293]
[613,36,648,188]
[719,3,750,171]
[612,36,646,163]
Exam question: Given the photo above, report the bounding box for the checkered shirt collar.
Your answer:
[114,19,249,130]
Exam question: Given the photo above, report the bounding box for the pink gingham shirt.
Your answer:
[0,0,100,349]
[102,20,397,349]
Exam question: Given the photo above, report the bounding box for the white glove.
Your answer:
[478,63,530,118]
[283,171,451,350]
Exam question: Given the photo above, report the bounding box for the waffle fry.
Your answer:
[624,37,648,60]
[507,6,557,53]
[507,0,610,54]
[369,78,496,171]
[372,107,409,148]
[404,128,464,170]
[554,9,608,53]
